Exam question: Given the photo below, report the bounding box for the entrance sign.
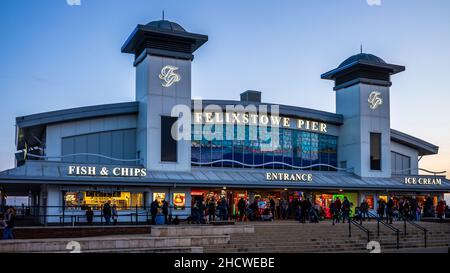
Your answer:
[404,177,442,185]
[265,172,313,182]
[68,165,147,177]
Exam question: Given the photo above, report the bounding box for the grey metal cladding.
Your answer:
[61,129,137,165]
[391,129,439,155]
[16,102,139,129]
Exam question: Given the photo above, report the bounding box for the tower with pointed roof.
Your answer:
[322,53,405,178]
[122,19,208,171]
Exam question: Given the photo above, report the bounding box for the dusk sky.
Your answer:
[0,0,449,177]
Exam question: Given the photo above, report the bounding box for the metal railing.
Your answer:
[0,204,242,227]
[368,212,400,249]
[401,213,428,248]
[348,218,371,243]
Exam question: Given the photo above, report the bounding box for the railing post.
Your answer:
[348,219,351,237]
[396,230,400,249]
[135,205,138,224]
[100,205,103,225]
[424,230,427,248]
[62,205,65,227]
[404,218,407,235]
[377,219,380,237]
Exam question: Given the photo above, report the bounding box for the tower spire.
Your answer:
[162,10,165,21]
[360,44,363,54]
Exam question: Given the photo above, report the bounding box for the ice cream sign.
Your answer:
[404,177,442,186]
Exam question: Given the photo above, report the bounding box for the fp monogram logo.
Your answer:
[159,65,181,88]
[368,91,383,110]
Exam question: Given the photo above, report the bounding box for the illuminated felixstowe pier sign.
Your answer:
[193,112,328,133]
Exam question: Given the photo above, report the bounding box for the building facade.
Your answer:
[1,19,449,224]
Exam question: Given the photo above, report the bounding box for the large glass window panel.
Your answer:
[301,132,312,170]
[370,133,382,171]
[211,139,223,167]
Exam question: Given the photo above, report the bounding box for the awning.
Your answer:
[1,161,449,192]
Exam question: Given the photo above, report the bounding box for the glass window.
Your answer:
[370,133,382,170]
[65,192,79,209]
[63,191,144,210]
[173,193,186,210]
[190,124,338,171]
[391,152,411,175]
[153,193,166,206]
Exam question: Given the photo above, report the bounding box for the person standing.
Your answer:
[416,204,422,222]
[3,207,16,240]
[293,198,300,221]
[162,200,169,225]
[221,197,228,221]
[111,204,118,225]
[360,199,369,221]
[280,198,289,220]
[436,200,445,223]
[238,198,246,222]
[103,200,112,225]
[208,198,216,223]
[334,197,342,224]
[342,197,351,224]
[377,198,386,220]
[150,199,160,225]
[300,198,308,223]
[269,198,276,221]
[86,206,94,225]
[386,197,394,224]
[329,200,337,225]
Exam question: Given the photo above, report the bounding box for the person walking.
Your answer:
[103,200,112,225]
[150,199,160,225]
[208,198,216,223]
[360,199,369,221]
[2,207,16,240]
[162,200,169,225]
[342,197,351,224]
[86,206,94,225]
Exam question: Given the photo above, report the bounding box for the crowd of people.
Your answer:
[374,196,448,223]
[1,196,448,236]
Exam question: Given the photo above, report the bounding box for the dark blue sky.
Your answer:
[1,0,449,174]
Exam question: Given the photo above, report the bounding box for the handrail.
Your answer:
[368,212,400,249]
[348,219,371,242]
[401,213,428,248]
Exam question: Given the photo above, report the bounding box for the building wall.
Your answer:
[337,83,391,178]
[136,54,192,172]
[46,115,137,161]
